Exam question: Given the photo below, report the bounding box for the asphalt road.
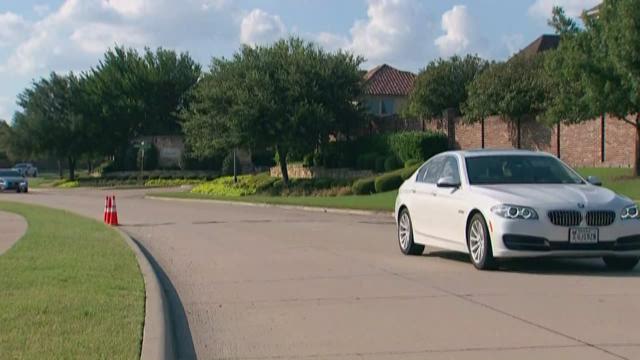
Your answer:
[3,188,640,360]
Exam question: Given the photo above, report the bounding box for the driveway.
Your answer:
[3,188,640,359]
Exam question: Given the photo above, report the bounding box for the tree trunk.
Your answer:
[276,144,289,186]
[635,114,640,177]
[57,159,63,179]
[68,156,76,181]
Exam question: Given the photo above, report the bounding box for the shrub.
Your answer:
[144,178,203,187]
[404,159,422,168]
[221,152,241,176]
[374,173,403,193]
[400,164,421,180]
[384,156,402,172]
[352,178,376,195]
[356,153,378,170]
[303,153,315,167]
[374,156,386,173]
[387,131,448,162]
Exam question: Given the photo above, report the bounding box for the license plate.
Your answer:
[569,228,598,244]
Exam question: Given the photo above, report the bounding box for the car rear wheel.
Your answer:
[602,256,639,271]
[467,213,497,270]
[398,208,424,256]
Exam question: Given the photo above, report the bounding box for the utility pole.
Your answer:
[233,147,238,183]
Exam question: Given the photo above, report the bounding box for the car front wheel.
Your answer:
[602,256,639,271]
[398,208,424,256]
[467,213,497,270]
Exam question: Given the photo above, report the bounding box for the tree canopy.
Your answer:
[464,55,547,148]
[543,0,640,173]
[406,55,488,119]
[181,37,364,184]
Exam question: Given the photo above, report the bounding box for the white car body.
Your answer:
[395,149,640,268]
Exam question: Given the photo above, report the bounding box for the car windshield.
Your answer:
[465,155,584,185]
[0,170,22,177]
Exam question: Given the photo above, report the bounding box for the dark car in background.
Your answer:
[0,169,29,193]
[13,163,38,177]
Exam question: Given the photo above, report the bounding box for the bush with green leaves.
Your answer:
[356,153,377,170]
[404,159,422,168]
[374,173,404,193]
[144,178,202,187]
[191,173,276,197]
[400,164,421,180]
[352,178,376,195]
[387,131,448,162]
[374,156,386,173]
[384,156,402,172]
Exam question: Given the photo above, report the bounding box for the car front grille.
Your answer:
[586,210,616,226]
[547,210,616,227]
[548,210,582,226]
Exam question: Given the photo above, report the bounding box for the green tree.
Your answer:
[406,54,489,119]
[599,0,640,174]
[182,37,364,184]
[85,46,200,163]
[542,1,640,174]
[13,73,93,179]
[464,55,547,148]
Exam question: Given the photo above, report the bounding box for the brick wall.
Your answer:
[425,115,636,168]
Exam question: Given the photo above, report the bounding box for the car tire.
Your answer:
[467,213,497,270]
[397,208,425,256]
[602,256,639,271]
[15,187,21,193]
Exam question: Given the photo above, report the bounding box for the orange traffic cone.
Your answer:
[110,195,119,226]
[103,196,110,224]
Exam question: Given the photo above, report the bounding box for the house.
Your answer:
[515,34,560,59]
[362,64,416,117]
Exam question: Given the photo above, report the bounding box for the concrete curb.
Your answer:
[145,195,394,217]
[116,229,175,360]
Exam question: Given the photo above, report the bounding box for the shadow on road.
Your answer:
[425,250,640,277]
[133,238,198,360]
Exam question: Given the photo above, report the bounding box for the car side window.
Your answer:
[441,156,460,183]
[416,163,429,182]
[423,157,445,184]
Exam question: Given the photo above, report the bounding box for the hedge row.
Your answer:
[351,162,422,195]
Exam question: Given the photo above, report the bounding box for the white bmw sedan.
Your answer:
[395,149,640,271]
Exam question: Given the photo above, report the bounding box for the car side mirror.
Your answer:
[587,176,602,186]
[437,176,460,188]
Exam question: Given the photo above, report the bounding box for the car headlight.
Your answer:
[621,205,639,220]
[491,204,538,220]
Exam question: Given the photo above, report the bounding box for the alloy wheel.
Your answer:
[469,219,485,264]
[398,212,411,251]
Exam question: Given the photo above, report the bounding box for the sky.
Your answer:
[0,0,600,122]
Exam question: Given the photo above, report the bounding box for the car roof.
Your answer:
[442,148,554,158]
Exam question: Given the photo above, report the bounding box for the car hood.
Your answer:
[0,176,26,182]
[470,184,627,209]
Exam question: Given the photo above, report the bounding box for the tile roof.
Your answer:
[515,34,560,59]
[363,64,416,96]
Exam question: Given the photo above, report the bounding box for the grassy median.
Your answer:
[155,190,398,211]
[0,202,144,359]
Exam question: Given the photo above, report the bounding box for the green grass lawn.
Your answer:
[156,190,399,212]
[0,202,144,359]
[25,172,61,188]
[578,167,640,200]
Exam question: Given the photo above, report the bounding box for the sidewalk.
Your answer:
[0,211,27,255]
